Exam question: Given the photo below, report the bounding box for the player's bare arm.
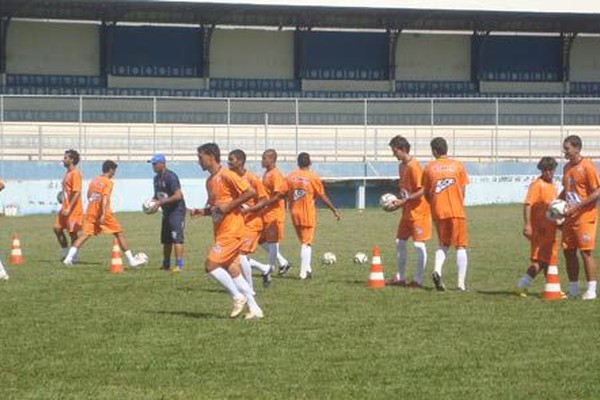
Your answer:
[522,204,532,240]
[564,186,600,217]
[158,188,183,207]
[215,187,256,215]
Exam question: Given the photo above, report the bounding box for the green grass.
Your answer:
[0,205,599,399]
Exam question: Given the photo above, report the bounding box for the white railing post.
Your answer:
[295,98,299,155]
[152,97,157,153]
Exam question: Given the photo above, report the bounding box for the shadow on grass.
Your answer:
[38,259,103,266]
[177,286,225,294]
[477,289,519,297]
[147,310,227,320]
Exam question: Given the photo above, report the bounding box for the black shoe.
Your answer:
[306,271,312,279]
[262,268,272,287]
[278,263,291,276]
[432,272,446,292]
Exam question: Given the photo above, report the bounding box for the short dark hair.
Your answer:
[65,149,80,165]
[297,152,311,168]
[263,148,277,162]
[102,160,118,173]
[388,135,411,153]
[537,156,558,172]
[430,137,448,156]
[197,143,221,163]
[563,135,582,150]
[229,149,246,165]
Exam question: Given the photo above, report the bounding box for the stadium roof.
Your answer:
[1,0,600,33]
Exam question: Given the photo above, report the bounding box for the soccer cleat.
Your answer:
[432,272,446,292]
[0,272,9,281]
[389,277,407,287]
[300,271,313,280]
[582,291,597,300]
[63,258,74,266]
[230,296,247,318]
[262,267,273,287]
[244,309,264,320]
[407,281,423,289]
[278,263,291,276]
[457,286,468,293]
[514,287,528,298]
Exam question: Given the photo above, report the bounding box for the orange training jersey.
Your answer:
[286,169,324,228]
[422,157,469,220]
[399,158,431,221]
[525,177,558,233]
[61,168,84,217]
[241,171,267,232]
[562,158,600,223]
[263,167,286,223]
[85,175,113,220]
[206,167,250,240]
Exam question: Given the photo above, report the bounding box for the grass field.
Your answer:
[0,205,599,399]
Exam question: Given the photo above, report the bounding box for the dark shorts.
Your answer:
[161,212,185,245]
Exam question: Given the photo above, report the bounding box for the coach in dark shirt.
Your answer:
[148,154,186,272]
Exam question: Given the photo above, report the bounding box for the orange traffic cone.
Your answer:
[9,233,24,265]
[368,246,385,288]
[109,238,124,274]
[542,265,562,300]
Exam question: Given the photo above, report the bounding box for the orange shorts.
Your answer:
[240,228,261,254]
[397,217,431,242]
[82,214,122,236]
[294,225,315,245]
[435,218,468,248]
[54,214,83,233]
[261,220,284,243]
[530,233,558,265]
[207,236,242,266]
[561,220,597,251]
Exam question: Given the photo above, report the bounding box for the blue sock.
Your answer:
[162,259,170,269]
[176,259,184,270]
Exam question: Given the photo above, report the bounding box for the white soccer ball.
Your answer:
[379,193,398,211]
[353,252,368,264]
[321,252,337,265]
[142,199,159,214]
[134,252,149,264]
[547,199,568,222]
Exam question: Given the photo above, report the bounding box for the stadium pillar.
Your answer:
[0,17,9,81]
[202,25,214,85]
[356,181,366,210]
[561,32,577,94]
[388,29,400,92]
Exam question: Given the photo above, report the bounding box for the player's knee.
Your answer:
[413,241,426,250]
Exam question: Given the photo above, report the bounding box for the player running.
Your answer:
[422,137,470,292]
[516,157,560,296]
[285,152,340,279]
[387,135,431,288]
[53,149,84,261]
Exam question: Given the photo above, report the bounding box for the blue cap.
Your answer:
[148,154,166,164]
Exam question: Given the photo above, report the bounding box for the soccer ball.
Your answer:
[56,191,64,204]
[142,199,159,214]
[379,193,398,211]
[353,252,368,264]
[134,252,149,264]
[547,199,567,223]
[321,252,337,265]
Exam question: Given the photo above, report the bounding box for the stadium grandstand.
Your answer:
[0,0,599,212]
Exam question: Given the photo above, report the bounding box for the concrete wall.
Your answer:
[210,29,294,79]
[6,20,100,75]
[570,37,600,81]
[395,33,471,80]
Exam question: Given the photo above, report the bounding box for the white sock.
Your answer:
[434,246,448,276]
[395,239,407,281]
[0,260,7,276]
[239,255,253,291]
[517,274,533,288]
[413,241,427,284]
[64,246,78,263]
[586,280,597,295]
[124,250,135,264]
[456,248,468,289]
[233,276,262,314]
[249,258,271,275]
[209,268,243,300]
[569,282,579,297]
[277,250,289,267]
[268,243,278,270]
[300,244,312,277]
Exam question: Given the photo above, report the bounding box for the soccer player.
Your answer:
[227,149,273,290]
[258,149,291,275]
[516,157,560,296]
[387,135,431,288]
[422,137,469,292]
[63,160,146,268]
[195,143,263,319]
[0,179,8,280]
[148,154,186,272]
[53,149,84,261]
[560,135,600,300]
[285,152,340,279]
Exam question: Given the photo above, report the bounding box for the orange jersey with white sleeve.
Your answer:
[286,169,324,228]
[262,167,287,223]
[206,167,250,240]
[398,158,431,221]
[562,158,600,223]
[422,157,469,220]
[61,168,84,218]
